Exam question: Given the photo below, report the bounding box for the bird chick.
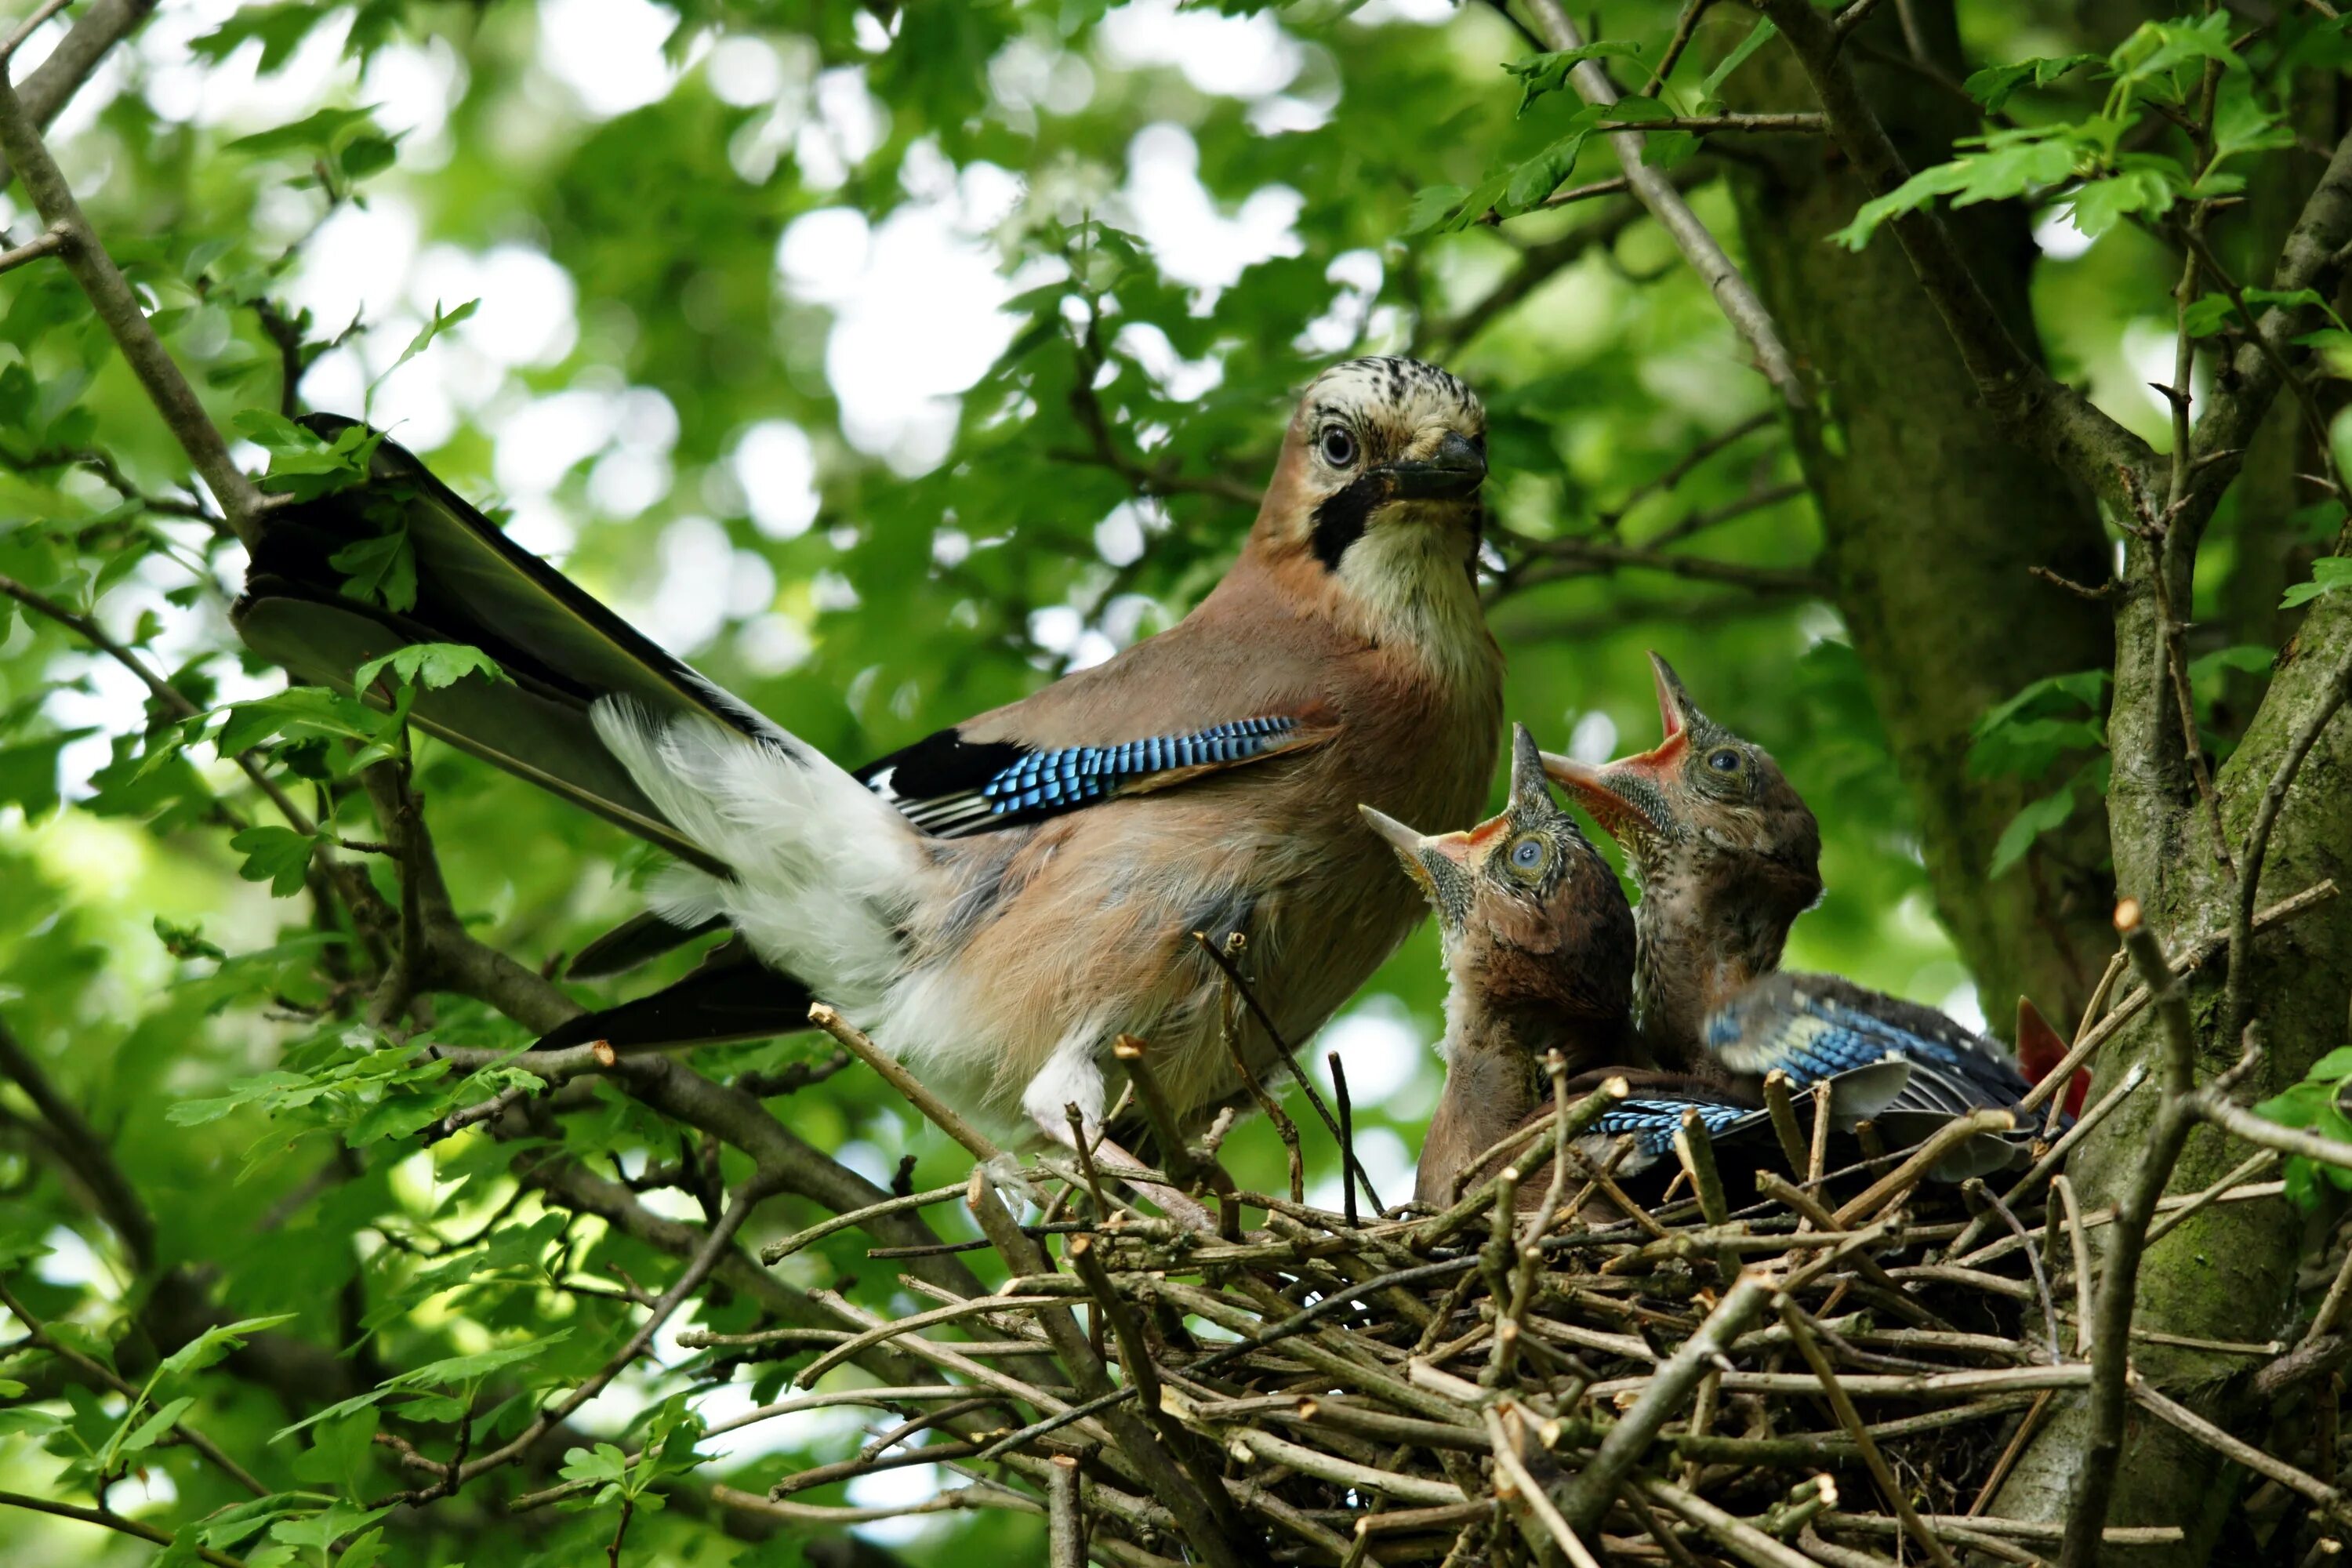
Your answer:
[1360,726,1640,1208]
[1539,652,1820,1074]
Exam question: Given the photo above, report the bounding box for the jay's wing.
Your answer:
[1581,1059,1912,1172]
[1704,972,2031,1106]
[1706,973,2031,1179]
[856,714,1332,838]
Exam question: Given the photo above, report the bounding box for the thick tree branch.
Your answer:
[1755,0,2156,497]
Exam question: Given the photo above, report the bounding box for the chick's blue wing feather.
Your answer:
[857,715,1326,837]
[1706,972,2030,1108]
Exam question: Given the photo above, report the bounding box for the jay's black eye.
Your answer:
[1508,835,1547,873]
[1707,747,1742,773]
[1319,426,1357,467]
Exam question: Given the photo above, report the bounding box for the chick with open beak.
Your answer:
[1360,727,1642,1206]
[1538,652,1821,1071]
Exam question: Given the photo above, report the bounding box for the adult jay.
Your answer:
[234,356,1504,1173]
[1541,655,2063,1171]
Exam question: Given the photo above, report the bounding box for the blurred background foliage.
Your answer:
[0,0,2333,1562]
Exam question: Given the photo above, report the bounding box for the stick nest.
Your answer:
[734,1062,2277,1567]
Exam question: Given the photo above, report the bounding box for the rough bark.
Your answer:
[1714,3,2118,1033]
[1993,588,2352,1563]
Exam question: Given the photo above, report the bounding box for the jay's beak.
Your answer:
[1359,803,1478,897]
[1646,651,1699,742]
[1375,430,1486,501]
[1539,651,1702,841]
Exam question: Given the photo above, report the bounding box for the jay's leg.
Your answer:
[1024,1036,1214,1232]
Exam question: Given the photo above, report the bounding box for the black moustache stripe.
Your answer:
[1310,473,1385,572]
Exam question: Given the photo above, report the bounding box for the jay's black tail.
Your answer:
[234,415,780,878]
[234,415,809,1044]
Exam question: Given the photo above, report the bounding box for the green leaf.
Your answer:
[1831,126,2086,250]
[372,298,478,392]
[2210,74,2296,164]
[118,1396,196,1458]
[2282,557,2352,609]
[1399,183,1469,234]
[351,642,509,695]
[1698,19,1777,103]
[1963,53,2100,114]
[0,731,85,818]
[1501,42,1641,116]
[158,1315,299,1382]
[1988,784,2074,878]
[229,825,317,896]
[2061,158,2185,239]
[291,1409,382,1500]
[2308,1046,2352,1082]
[225,106,383,158]
[328,522,416,612]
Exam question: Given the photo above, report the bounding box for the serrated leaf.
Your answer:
[1963,53,2100,114]
[229,825,317,897]
[2282,556,2352,608]
[1501,42,1640,116]
[1400,183,1468,235]
[351,642,509,695]
[328,524,416,612]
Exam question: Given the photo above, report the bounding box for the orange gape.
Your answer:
[2016,996,2090,1119]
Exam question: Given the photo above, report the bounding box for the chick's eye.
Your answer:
[1708,748,1742,773]
[1510,836,1546,870]
[1319,427,1357,466]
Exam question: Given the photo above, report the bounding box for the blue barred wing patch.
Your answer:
[1705,971,2030,1110]
[865,716,1308,837]
[980,717,1299,817]
[1592,1098,1751,1160]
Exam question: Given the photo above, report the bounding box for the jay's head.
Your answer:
[1359,726,1634,1023]
[1539,653,1822,923]
[1263,355,1488,586]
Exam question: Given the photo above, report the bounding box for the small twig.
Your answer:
[809,1003,1005,1163]
[1780,1298,1962,1568]
[1330,1051,1359,1229]
[0,1490,249,1568]
[1555,1272,1777,1532]
[1192,930,1379,1211]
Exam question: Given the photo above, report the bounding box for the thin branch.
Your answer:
[0,1489,248,1568]
[2060,898,2203,1568]
[0,1278,267,1497]
[0,51,271,542]
[1512,0,1805,406]
[1645,0,1715,95]
[0,218,63,272]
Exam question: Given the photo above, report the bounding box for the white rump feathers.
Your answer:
[590,699,932,1011]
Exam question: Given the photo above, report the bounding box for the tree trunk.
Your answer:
[1993,579,2352,1562]
[1715,2,2118,1032]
